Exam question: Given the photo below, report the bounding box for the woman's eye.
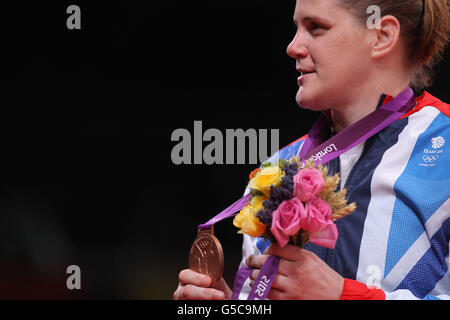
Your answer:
[310,22,320,31]
[308,21,328,35]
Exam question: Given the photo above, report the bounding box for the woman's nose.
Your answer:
[286,31,308,59]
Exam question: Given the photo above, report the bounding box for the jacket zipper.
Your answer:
[342,141,367,191]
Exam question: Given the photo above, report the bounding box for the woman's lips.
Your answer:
[297,71,315,84]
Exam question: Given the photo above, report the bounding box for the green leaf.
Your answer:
[250,189,264,197]
[277,159,287,168]
[261,162,273,168]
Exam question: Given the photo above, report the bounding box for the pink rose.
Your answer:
[293,168,324,202]
[271,198,307,248]
[304,197,338,249]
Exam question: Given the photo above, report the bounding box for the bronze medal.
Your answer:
[188,225,224,284]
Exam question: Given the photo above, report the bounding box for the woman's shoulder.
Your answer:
[403,91,450,118]
[400,92,450,143]
[264,134,308,164]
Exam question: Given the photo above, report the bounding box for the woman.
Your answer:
[174,0,450,300]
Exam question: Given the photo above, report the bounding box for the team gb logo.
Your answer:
[431,136,445,149]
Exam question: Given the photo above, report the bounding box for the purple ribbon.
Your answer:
[230,265,253,300]
[246,255,280,300]
[298,87,416,164]
[198,193,251,230]
[230,255,280,300]
[197,87,415,299]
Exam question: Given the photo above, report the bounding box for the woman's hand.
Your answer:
[173,269,232,300]
[246,244,344,300]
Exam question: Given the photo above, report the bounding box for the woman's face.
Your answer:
[287,0,373,111]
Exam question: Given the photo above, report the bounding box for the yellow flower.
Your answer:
[248,166,283,196]
[233,196,267,237]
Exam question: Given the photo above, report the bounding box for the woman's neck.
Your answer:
[330,79,410,133]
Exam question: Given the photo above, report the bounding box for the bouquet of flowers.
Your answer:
[233,157,356,249]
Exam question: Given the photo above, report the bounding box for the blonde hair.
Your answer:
[339,0,450,91]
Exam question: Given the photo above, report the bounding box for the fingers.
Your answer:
[179,269,212,287]
[248,275,288,300]
[246,244,305,272]
[249,269,289,291]
[246,254,269,269]
[267,287,286,300]
[246,254,291,276]
[212,277,233,300]
[174,283,226,300]
[174,269,228,300]
[264,243,303,261]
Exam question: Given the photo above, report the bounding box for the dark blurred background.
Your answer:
[4,1,449,299]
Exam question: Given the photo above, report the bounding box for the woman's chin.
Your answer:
[295,87,324,111]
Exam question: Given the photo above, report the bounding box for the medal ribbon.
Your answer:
[198,193,251,230]
[198,87,415,299]
[297,88,415,164]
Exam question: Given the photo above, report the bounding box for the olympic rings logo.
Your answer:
[423,155,439,163]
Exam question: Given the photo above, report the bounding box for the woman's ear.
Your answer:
[371,15,401,59]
